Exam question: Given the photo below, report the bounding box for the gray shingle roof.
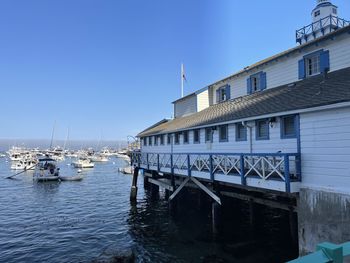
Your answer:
[138,67,350,137]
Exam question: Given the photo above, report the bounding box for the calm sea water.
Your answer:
[0,156,297,263]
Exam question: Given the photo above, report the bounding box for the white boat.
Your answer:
[72,158,94,168]
[33,158,60,182]
[10,158,38,170]
[59,174,84,181]
[99,148,115,157]
[89,154,109,162]
[0,153,6,158]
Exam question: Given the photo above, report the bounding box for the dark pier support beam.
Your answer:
[168,173,177,216]
[143,174,150,190]
[212,182,222,236]
[212,202,222,236]
[130,167,139,202]
[289,208,298,250]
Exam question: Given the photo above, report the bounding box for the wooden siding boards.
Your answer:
[138,66,350,138]
[300,107,350,193]
[142,121,297,154]
[196,89,209,112]
[211,33,350,104]
[174,94,197,118]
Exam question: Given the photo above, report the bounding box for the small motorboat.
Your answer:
[59,174,84,181]
[72,158,94,168]
[33,158,60,182]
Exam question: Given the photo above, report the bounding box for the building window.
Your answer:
[306,55,320,77]
[332,8,337,14]
[148,137,152,146]
[193,129,200,144]
[281,115,297,139]
[167,134,171,144]
[256,119,269,140]
[175,133,180,144]
[160,134,164,145]
[236,123,247,141]
[247,72,266,94]
[183,131,189,144]
[299,49,329,79]
[205,128,213,143]
[219,125,228,142]
[314,10,320,17]
[216,85,230,103]
[154,136,158,146]
[143,138,147,146]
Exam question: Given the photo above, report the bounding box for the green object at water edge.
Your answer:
[288,241,350,263]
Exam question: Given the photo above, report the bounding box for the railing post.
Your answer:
[157,154,160,172]
[209,154,214,181]
[147,153,149,170]
[187,154,191,177]
[284,155,291,193]
[170,153,174,175]
[240,154,246,186]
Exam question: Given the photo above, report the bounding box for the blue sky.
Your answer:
[0,0,349,141]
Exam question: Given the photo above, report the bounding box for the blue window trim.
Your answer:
[154,136,158,146]
[219,125,229,142]
[174,133,180,145]
[193,129,201,144]
[235,123,247,141]
[160,134,164,145]
[280,115,297,139]
[148,136,152,146]
[256,119,270,140]
[299,49,330,79]
[167,134,171,145]
[205,127,213,143]
[216,84,231,103]
[183,131,189,144]
[247,71,267,95]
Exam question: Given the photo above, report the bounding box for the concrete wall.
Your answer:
[298,188,350,255]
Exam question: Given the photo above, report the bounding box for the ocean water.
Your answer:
[0,156,297,263]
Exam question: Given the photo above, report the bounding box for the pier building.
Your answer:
[132,0,350,258]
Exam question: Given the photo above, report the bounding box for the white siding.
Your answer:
[141,117,297,154]
[196,89,209,112]
[174,95,197,118]
[211,33,350,104]
[300,107,350,193]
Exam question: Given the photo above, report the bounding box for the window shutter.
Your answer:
[298,59,306,79]
[247,78,252,94]
[260,72,267,90]
[216,89,220,103]
[320,50,330,73]
[226,85,231,100]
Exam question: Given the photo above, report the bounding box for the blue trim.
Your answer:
[280,115,297,139]
[256,119,269,140]
[205,127,213,143]
[193,129,201,144]
[219,125,229,142]
[216,84,231,103]
[174,132,180,145]
[154,135,158,146]
[284,155,291,193]
[167,134,171,145]
[209,154,214,181]
[235,123,247,141]
[160,134,165,145]
[187,154,191,177]
[240,154,246,185]
[298,59,305,79]
[183,130,189,144]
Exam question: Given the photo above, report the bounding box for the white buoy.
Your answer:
[77,169,82,173]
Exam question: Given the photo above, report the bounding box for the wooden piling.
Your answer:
[130,167,139,202]
[212,202,221,236]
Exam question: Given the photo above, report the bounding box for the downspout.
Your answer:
[242,121,253,153]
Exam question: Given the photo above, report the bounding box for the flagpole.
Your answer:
[181,63,184,98]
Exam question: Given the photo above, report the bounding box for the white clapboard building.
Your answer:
[134,0,350,254]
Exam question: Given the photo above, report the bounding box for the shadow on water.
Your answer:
[128,186,298,263]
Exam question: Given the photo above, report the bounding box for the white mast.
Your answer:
[181,63,184,98]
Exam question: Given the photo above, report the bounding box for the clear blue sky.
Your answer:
[0,0,349,141]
